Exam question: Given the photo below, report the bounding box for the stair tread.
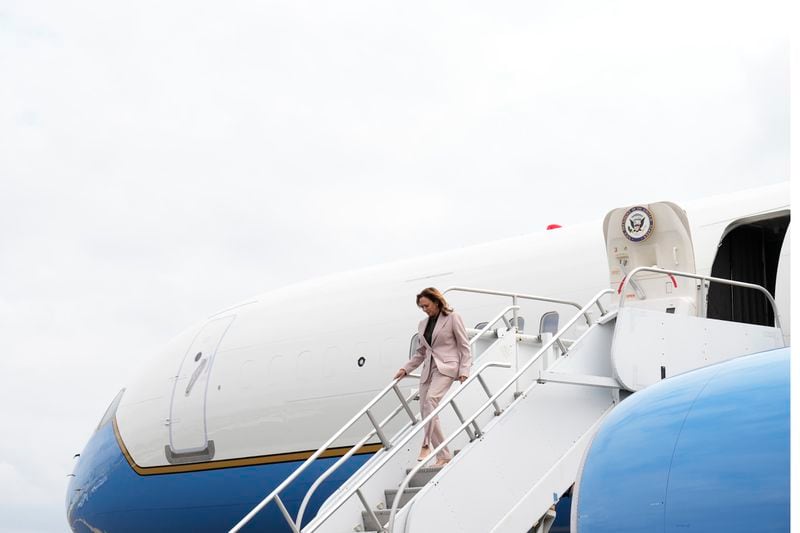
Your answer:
[405,466,444,474]
[362,509,392,517]
[360,509,391,532]
[385,486,422,495]
[384,485,421,510]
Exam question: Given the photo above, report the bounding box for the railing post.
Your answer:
[366,409,392,450]
[512,295,520,397]
[595,298,607,317]
[392,384,418,424]
[450,400,476,441]
[556,338,567,356]
[356,489,386,532]
[512,295,519,331]
[275,496,301,533]
[698,279,707,318]
[471,419,483,438]
[477,375,503,416]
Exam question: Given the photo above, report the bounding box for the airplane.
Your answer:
[66,182,789,532]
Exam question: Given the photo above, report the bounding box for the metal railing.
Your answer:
[618,267,784,334]
[386,288,616,531]
[230,305,522,533]
[444,286,596,397]
[443,286,593,327]
[230,375,419,532]
[305,359,513,533]
[295,306,520,533]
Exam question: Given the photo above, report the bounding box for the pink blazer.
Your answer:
[403,311,472,382]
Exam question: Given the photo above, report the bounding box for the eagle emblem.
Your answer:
[621,206,654,242]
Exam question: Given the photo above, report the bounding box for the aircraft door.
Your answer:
[775,224,790,344]
[603,202,697,312]
[707,214,789,329]
[167,315,235,462]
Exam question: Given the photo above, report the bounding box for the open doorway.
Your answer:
[707,213,789,327]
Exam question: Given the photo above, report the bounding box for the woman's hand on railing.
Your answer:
[393,368,408,380]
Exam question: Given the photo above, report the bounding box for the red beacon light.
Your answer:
[546,224,562,230]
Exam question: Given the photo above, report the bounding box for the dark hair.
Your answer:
[416,287,453,315]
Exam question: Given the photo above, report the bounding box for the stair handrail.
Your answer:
[294,395,418,528]
[230,304,521,533]
[304,359,514,533]
[229,374,419,533]
[444,286,593,326]
[619,266,784,335]
[297,307,522,533]
[293,304,521,527]
[386,288,616,532]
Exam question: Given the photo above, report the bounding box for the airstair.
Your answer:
[230,203,786,533]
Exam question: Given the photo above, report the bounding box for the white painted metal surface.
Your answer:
[604,201,697,305]
[611,307,784,391]
[169,315,236,455]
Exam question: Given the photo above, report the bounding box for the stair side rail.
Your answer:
[230,375,419,532]
[619,267,784,335]
[444,286,594,327]
[445,286,600,397]
[293,305,521,528]
[296,305,519,533]
[304,360,513,533]
[230,305,522,533]
[386,288,616,532]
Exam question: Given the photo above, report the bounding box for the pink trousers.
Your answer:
[418,365,455,461]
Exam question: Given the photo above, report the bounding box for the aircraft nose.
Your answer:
[65,455,82,517]
[66,418,132,532]
[65,470,83,528]
[67,390,128,532]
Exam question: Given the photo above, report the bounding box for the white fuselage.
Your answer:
[115,183,790,471]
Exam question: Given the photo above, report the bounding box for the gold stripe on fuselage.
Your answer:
[112,417,383,476]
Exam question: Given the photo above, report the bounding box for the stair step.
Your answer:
[384,486,421,508]
[361,509,392,531]
[360,466,446,530]
[406,465,442,487]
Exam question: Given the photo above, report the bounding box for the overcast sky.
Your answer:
[0,0,791,531]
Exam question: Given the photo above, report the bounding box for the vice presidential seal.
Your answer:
[621,206,654,242]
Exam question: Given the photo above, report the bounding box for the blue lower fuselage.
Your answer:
[66,423,371,532]
[66,422,574,532]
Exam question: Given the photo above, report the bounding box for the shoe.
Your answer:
[433,458,451,468]
[417,446,431,462]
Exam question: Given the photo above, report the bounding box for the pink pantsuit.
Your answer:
[402,312,472,461]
